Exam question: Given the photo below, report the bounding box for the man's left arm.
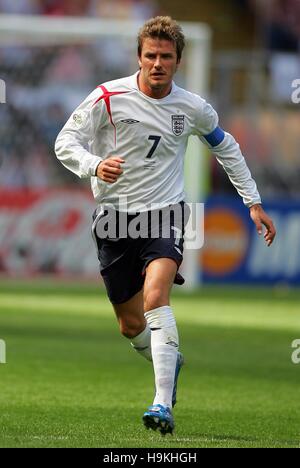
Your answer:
[193,95,276,246]
[194,99,276,246]
[204,128,276,246]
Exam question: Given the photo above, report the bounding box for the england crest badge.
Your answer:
[171,115,185,136]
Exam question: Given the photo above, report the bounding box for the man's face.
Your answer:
[138,37,180,97]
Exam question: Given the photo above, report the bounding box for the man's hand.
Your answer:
[96,156,125,183]
[250,204,276,246]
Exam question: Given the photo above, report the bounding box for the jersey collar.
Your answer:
[130,71,177,103]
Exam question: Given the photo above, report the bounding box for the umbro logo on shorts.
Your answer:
[120,119,140,124]
[174,246,182,256]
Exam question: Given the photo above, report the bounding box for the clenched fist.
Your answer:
[96,156,125,184]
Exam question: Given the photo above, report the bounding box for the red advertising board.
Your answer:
[0,189,99,277]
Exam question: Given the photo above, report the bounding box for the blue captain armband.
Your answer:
[203,126,225,147]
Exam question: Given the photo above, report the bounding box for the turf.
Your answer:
[0,280,299,448]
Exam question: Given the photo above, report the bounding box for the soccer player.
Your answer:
[55,16,276,435]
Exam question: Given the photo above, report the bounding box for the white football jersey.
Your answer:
[55,71,261,212]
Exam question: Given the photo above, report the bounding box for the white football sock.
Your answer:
[145,305,178,409]
[130,321,152,362]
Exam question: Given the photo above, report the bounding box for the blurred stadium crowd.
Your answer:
[211,0,300,198]
[248,0,300,52]
[0,0,158,18]
[0,0,160,189]
[0,0,300,197]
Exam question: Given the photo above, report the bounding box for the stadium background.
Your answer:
[1,0,300,285]
[0,0,299,449]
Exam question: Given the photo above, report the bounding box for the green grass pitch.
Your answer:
[0,280,299,448]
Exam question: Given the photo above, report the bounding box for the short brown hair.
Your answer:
[137,16,185,62]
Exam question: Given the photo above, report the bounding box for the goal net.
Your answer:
[0,14,211,287]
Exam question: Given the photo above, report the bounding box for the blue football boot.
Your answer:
[143,404,174,435]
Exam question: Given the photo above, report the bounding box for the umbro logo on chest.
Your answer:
[120,119,140,124]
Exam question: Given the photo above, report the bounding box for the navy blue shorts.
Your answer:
[91,202,190,304]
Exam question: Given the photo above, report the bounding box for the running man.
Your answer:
[55,16,276,435]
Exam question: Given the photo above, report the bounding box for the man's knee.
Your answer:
[144,287,168,312]
[119,318,145,339]
[143,258,176,311]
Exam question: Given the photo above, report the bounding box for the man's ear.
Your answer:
[138,56,142,69]
[175,59,181,71]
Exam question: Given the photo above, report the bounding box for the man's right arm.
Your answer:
[54,89,104,179]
